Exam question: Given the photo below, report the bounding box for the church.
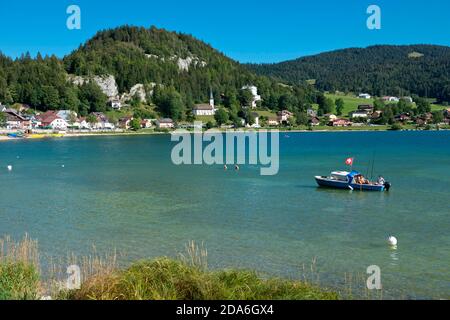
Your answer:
[193,91,217,116]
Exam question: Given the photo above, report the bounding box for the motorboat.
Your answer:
[315,171,391,192]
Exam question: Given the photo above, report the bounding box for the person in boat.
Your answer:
[377,176,385,185]
[355,175,363,184]
[355,175,370,185]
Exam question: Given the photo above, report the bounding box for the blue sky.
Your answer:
[0,0,449,63]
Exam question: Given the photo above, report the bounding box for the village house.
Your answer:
[395,113,411,123]
[2,109,30,129]
[277,110,293,124]
[358,93,371,99]
[267,117,280,126]
[382,96,400,103]
[330,118,352,127]
[28,115,42,129]
[193,92,216,116]
[109,98,122,110]
[309,116,320,126]
[118,116,133,130]
[414,113,433,126]
[324,113,337,121]
[242,85,262,108]
[90,112,115,130]
[38,112,69,129]
[350,110,370,119]
[72,117,90,130]
[415,118,427,126]
[141,119,154,128]
[358,104,374,113]
[156,118,175,129]
[371,110,383,121]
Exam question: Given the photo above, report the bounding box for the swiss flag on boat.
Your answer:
[345,158,354,166]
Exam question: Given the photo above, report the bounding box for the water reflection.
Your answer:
[390,247,399,266]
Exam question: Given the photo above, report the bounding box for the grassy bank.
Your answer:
[0,236,338,301]
[62,258,338,300]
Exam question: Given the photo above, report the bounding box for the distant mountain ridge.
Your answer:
[247,45,450,102]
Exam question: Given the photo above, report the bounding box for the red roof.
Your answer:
[40,112,62,125]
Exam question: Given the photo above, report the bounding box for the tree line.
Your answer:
[248,45,450,104]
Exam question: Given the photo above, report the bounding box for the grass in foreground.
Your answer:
[0,237,338,301]
[63,258,338,300]
[0,235,40,300]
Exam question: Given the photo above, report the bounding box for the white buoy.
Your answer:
[62,165,65,168]
[388,236,398,246]
[7,165,12,171]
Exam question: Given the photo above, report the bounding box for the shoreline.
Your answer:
[1,127,449,142]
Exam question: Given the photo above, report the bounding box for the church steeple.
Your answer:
[209,89,215,108]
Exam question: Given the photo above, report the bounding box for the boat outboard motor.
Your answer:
[384,182,391,191]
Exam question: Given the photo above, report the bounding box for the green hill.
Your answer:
[0,25,316,118]
[247,45,450,103]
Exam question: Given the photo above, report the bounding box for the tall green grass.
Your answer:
[0,235,40,300]
[1,237,340,300]
[66,258,338,300]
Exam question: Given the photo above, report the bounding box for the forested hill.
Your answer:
[247,45,450,103]
[1,26,306,116]
[63,25,264,101]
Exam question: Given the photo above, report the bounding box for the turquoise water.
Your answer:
[0,131,449,299]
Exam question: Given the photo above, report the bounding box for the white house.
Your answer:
[350,111,370,119]
[41,115,68,129]
[110,99,122,110]
[358,93,372,99]
[193,91,217,116]
[242,85,262,108]
[90,112,115,130]
[156,118,174,129]
[277,110,294,123]
[267,117,280,126]
[324,114,338,121]
[141,119,154,128]
[382,96,400,103]
[72,117,90,129]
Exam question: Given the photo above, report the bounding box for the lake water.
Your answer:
[0,131,449,299]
